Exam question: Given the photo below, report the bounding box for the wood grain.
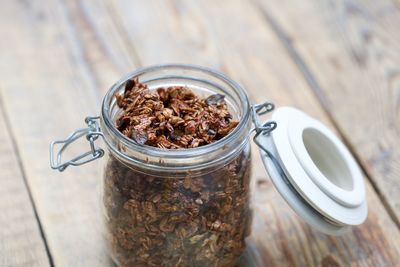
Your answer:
[255,0,400,227]
[0,0,399,266]
[0,0,130,266]
[98,0,400,265]
[0,98,50,266]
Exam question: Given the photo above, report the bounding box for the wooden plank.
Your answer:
[1,0,399,266]
[0,100,50,266]
[103,0,400,266]
[0,0,136,266]
[255,0,400,227]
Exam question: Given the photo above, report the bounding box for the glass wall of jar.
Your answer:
[100,65,253,267]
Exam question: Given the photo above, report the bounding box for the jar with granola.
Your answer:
[50,64,368,267]
[100,66,253,267]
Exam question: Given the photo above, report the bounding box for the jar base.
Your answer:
[109,243,263,267]
[236,240,264,267]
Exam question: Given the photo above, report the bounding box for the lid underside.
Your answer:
[257,107,367,235]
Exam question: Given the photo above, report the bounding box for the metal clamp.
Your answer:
[250,102,277,153]
[50,116,105,172]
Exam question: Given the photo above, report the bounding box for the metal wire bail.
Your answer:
[251,102,277,134]
[49,116,104,172]
[250,102,277,152]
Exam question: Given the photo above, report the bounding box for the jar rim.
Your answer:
[101,64,251,160]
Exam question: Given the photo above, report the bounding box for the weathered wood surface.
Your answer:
[256,0,400,227]
[0,101,50,266]
[0,0,399,266]
[0,1,118,266]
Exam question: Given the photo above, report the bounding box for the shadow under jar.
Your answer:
[100,65,253,267]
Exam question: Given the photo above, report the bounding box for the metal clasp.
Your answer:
[250,102,277,152]
[50,116,105,172]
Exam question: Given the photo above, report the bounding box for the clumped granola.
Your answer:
[103,78,252,267]
[115,78,239,148]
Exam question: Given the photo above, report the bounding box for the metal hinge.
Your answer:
[250,102,277,153]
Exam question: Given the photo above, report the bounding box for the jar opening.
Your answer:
[100,64,251,174]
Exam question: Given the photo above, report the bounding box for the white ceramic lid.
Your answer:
[258,107,368,235]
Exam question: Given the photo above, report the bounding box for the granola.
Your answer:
[103,79,252,267]
[115,78,239,148]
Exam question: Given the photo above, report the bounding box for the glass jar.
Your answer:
[50,64,368,267]
[100,65,254,267]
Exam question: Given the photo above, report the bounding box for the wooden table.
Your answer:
[1,0,399,266]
